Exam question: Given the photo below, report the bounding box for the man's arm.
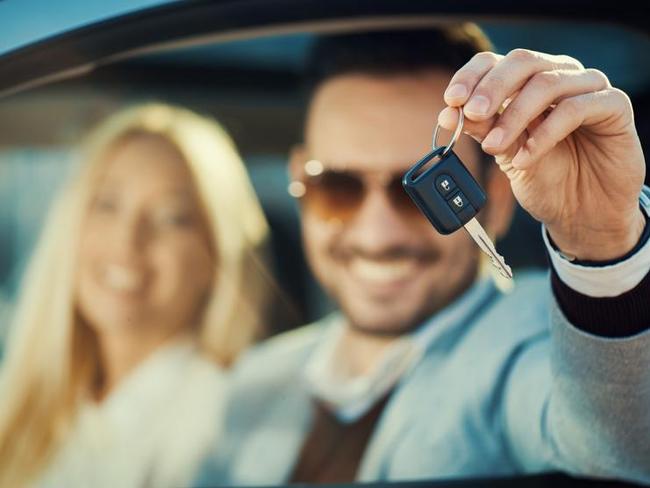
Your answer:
[523,197,650,481]
[499,274,650,483]
[440,49,650,482]
[498,217,650,483]
[545,292,650,482]
[550,262,650,336]
[546,187,650,337]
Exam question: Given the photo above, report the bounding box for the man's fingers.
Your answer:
[511,88,631,169]
[437,106,526,177]
[444,52,502,107]
[481,69,611,155]
[455,49,583,122]
[437,106,495,145]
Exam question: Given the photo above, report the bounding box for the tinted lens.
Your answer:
[388,175,427,222]
[303,170,365,222]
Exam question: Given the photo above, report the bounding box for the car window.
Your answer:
[2,20,648,334]
[0,0,179,55]
[0,10,648,487]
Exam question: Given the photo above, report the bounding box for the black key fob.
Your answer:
[402,146,487,235]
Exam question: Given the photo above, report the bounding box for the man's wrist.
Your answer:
[542,186,650,298]
[546,208,647,262]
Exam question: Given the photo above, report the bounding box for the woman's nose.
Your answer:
[110,214,148,258]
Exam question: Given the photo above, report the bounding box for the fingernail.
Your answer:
[445,84,468,100]
[438,106,455,125]
[482,127,504,148]
[465,95,490,116]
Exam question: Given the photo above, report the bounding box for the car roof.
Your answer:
[0,0,177,55]
[1,0,649,98]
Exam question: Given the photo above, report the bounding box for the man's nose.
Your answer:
[345,186,415,255]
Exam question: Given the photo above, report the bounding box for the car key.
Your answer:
[402,108,513,279]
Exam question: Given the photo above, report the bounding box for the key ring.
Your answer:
[432,107,464,159]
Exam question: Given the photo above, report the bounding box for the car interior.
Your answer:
[0,2,648,486]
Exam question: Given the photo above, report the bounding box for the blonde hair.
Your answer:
[0,103,272,486]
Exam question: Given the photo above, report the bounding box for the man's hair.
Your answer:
[303,24,494,101]
[302,24,495,172]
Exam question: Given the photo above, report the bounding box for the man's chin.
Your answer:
[341,303,432,337]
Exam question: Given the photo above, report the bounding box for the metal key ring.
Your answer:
[433,107,464,158]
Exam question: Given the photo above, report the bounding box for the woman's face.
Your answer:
[76,134,215,339]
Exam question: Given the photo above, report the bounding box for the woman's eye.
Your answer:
[92,196,118,213]
[154,211,193,228]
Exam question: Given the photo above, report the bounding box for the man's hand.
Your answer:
[438,49,646,261]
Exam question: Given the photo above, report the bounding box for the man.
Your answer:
[197,25,650,484]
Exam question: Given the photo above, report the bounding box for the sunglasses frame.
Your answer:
[288,159,425,223]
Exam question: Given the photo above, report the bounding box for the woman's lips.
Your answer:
[100,264,146,294]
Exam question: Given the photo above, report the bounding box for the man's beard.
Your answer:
[337,256,480,338]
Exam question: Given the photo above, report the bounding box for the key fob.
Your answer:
[402,146,487,235]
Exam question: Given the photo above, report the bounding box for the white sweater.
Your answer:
[37,338,227,488]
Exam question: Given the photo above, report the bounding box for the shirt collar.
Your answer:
[303,277,497,423]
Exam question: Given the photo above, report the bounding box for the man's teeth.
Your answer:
[103,265,144,292]
[349,258,417,284]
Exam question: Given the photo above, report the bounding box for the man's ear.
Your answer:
[484,165,516,240]
[289,144,306,182]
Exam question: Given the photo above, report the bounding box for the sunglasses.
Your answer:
[288,159,425,224]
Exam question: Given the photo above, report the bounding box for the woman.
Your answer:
[0,104,272,487]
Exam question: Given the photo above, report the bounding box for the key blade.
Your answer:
[463,218,513,280]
